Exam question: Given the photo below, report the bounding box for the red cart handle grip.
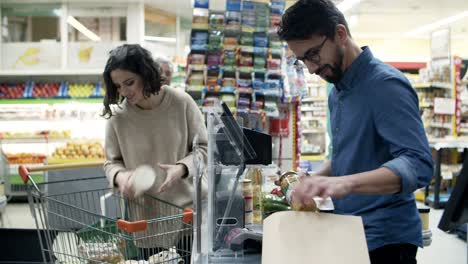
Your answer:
[19,165,30,184]
[183,208,194,224]
[117,219,148,233]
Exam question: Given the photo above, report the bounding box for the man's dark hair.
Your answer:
[102,44,163,118]
[278,0,351,41]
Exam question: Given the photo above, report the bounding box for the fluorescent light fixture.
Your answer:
[144,36,177,43]
[337,0,361,13]
[404,11,468,37]
[67,16,101,42]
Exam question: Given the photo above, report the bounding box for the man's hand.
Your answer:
[115,170,135,198]
[157,164,188,193]
[291,176,354,206]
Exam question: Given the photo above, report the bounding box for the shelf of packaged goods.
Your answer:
[300,154,326,161]
[413,82,453,90]
[0,69,102,76]
[302,97,327,103]
[0,98,103,105]
[459,128,468,134]
[419,102,433,108]
[302,129,326,134]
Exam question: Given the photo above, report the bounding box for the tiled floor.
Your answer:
[0,202,466,263]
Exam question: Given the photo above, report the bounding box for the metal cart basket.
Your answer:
[19,163,193,264]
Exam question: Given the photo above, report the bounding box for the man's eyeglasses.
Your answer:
[293,37,328,69]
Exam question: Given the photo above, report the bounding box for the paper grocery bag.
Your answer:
[262,211,370,264]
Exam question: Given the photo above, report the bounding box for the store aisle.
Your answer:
[1,202,466,263]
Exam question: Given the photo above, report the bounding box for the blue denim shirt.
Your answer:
[329,47,434,251]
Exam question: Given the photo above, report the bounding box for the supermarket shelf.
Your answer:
[47,158,105,165]
[0,138,71,144]
[413,82,453,90]
[0,69,102,76]
[301,107,326,111]
[429,122,452,129]
[0,98,103,105]
[302,117,326,121]
[302,97,327,102]
[0,138,102,144]
[301,154,325,161]
[302,129,326,134]
[459,128,468,134]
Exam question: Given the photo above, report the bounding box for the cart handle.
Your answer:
[18,162,104,184]
[116,208,194,233]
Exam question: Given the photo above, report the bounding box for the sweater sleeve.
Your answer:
[103,120,126,186]
[176,97,208,180]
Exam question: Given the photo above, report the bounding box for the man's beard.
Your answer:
[316,47,344,84]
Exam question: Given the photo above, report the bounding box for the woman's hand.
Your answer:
[157,164,188,193]
[115,170,135,198]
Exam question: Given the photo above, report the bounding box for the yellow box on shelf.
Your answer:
[301,154,325,161]
[48,158,105,165]
[302,97,327,102]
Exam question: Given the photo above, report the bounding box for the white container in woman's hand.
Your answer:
[132,165,156,197]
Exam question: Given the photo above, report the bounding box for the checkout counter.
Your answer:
[191,103,270,263]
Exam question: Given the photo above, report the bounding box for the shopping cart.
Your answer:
[19,162,193,264]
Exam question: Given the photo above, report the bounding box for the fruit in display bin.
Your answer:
[51,141,104,160]
[68,83,94,98]
[6,153,47,164]
[33,83,60,98]
[0,83,26,99]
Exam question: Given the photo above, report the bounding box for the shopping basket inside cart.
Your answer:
[19,163,194,264]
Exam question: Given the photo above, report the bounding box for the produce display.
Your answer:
[0,82,104,99]
[68,83,96,98]
[51,141,105,160]
[6,153,47,164]
[32,83,60,98]
[0,83,26,99]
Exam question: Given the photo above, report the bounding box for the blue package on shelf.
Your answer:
[253,47,268,56]
[194,0,209,9]
[253,79,264,90]
[90,82,103,98]
[24,81,34,98]
[270,0,286,14]
[56,81,66,98]
[226,0,241,11]
[220,86,236,94]
[265,79,281,90]
[191,30,209,51]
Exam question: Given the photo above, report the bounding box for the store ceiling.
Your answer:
[146,0,468,39]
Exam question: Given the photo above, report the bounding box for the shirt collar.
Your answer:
[335,46,373,91]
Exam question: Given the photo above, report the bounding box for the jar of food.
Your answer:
[278,171,317,212]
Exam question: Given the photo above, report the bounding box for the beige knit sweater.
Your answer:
[103,86,208,248]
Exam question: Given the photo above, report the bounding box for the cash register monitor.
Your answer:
[439,154,468,231]
[218,103,272,165]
